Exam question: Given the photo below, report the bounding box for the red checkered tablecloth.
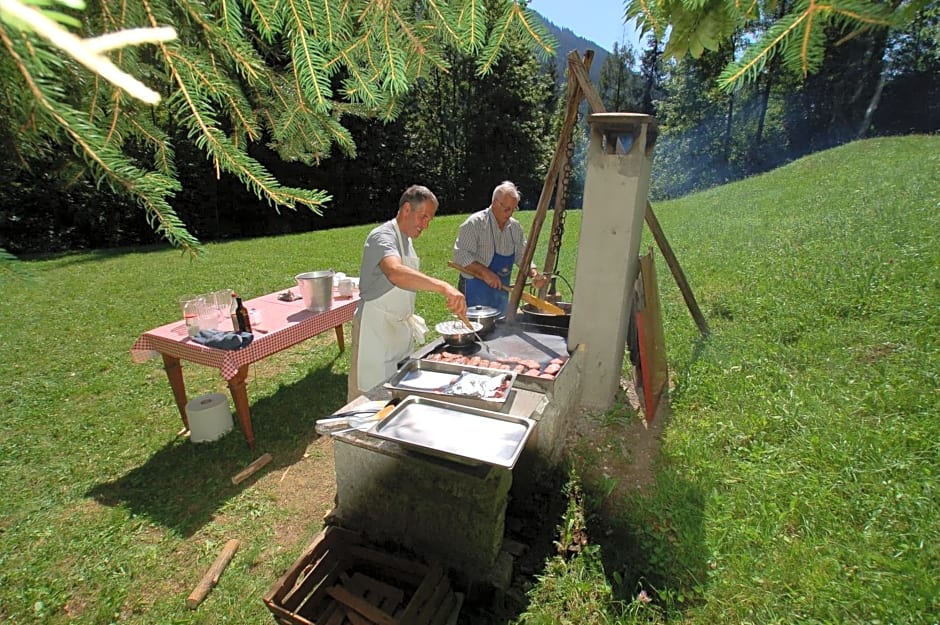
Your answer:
[131,289,360,379]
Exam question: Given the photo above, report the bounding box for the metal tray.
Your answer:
[384,359,517,410]
[367,395,535,469]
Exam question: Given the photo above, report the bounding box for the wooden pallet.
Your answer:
[264,526,458,625]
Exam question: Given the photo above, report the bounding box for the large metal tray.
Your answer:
[384,359,517,410]
[367,395,535,469]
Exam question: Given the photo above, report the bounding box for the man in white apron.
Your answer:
[348,185,467,400]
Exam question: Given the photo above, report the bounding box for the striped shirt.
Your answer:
[453,208,529,273]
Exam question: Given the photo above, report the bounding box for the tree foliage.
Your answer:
[0,0,554,256]
[396,36,557,211]
[596,41,643,113]
[626,0,930,91]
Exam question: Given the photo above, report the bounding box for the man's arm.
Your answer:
[379,256,467,315]
[453,218,502,289]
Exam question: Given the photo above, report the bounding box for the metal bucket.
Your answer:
[295,270,334,312]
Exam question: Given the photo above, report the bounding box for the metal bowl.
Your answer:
[465,305,501,335]
[435,319,483,347]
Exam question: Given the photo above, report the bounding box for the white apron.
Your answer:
[354,223,427,393]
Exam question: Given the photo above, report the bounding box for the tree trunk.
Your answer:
[754,60,776,145]
[857,35,890,138]
[723,91,734,164]
[641,38,660,115]
[755,1,786,147]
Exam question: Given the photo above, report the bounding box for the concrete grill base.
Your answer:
[328,339,585,585]
[331,433,512,584]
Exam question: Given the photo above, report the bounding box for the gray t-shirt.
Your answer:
[358,220,414,302]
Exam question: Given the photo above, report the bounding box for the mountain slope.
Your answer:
[532,11,608,85]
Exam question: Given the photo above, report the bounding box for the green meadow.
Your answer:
[1,135,937,624]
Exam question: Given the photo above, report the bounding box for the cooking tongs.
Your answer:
[448,261,566,316]
[314,398,402,436]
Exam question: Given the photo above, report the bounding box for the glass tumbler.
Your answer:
[213,290,233,328]
[197,293,218,331]
[179,295,203,337]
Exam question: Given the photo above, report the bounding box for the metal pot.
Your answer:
[435,319,483,347]
[520,302,572,329]
[465,305,500,336]
[295,270,334,312]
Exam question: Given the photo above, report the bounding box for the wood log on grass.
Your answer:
[186,539,240,609]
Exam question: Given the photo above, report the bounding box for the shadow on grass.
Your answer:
[16,243,174,265]
[668,332,711,404]
[569,400,710,609]
[86,360,347,537]
[589,478,709,606]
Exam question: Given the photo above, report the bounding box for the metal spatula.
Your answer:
[457,312,507,359]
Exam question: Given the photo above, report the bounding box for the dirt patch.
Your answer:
[565,378,667,504]
[260,436,338,549]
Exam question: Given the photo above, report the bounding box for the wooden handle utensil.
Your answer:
[457,311,476,332]
[448,261,566,316]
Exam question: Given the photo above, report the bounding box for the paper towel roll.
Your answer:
[187,393,233,443]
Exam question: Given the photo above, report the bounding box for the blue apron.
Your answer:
[465,213,515,314]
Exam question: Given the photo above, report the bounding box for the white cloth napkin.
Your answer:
[406,314,428,343]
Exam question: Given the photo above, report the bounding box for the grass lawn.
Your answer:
[1,135,937,624]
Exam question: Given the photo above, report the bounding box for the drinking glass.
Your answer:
[213,290,233,326]
[197,293,218,331]
[179,295,203,337]
[249,307,263,329]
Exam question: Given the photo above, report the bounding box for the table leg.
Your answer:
[227,365,255,449]
[162,354,190,432]
[334,325,345,353]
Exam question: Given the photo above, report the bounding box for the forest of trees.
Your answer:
[1,2,937,255]
[599,4,940,199]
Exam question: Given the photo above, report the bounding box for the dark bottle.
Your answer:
[233,294,252,333]
[230,292,239,331]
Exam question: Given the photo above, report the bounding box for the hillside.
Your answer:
[0,136,936,625]
[532,11,608,84]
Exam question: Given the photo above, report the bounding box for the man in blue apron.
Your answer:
[347,185,467,400]
[453,181,547,314]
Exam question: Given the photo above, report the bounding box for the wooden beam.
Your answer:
[231,453,272,485]
[539,54,594,299]
[508,49,594,320]
[566,49,605,114]
[645,201,709,336]
[326,586,398,625]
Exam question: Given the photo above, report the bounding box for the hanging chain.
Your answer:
[549,114,577,277]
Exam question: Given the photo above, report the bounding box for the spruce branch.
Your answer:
[513,5,556,59]
[0,0,175,103]
[0,18,200,255]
